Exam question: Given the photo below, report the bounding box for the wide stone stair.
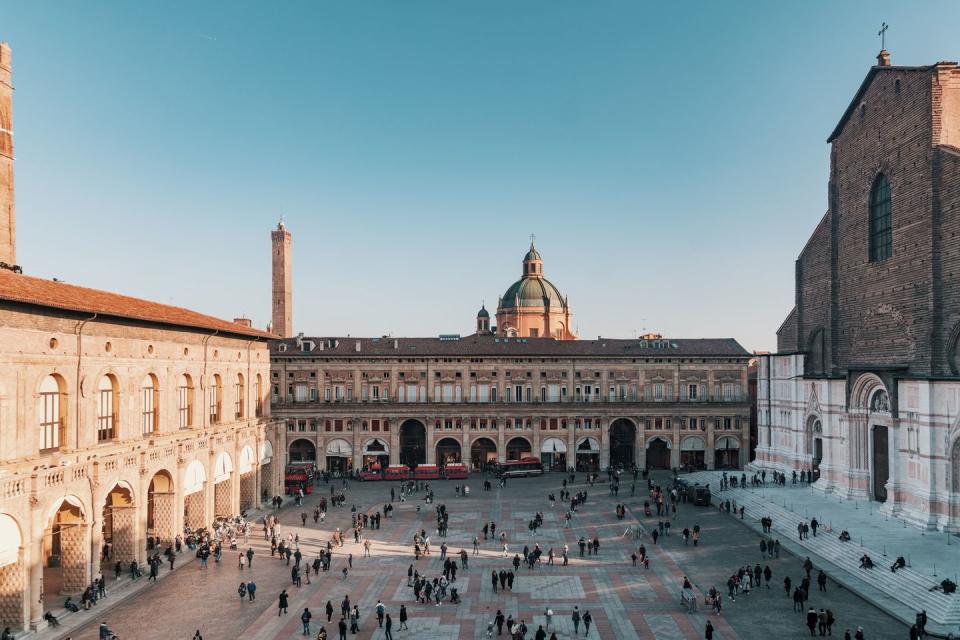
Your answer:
[683,471,960,634]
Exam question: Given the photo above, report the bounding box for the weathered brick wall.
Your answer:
[934,145,960,374]
[830,68,935,373]
[776,307,798,352]
[795,214,832,371]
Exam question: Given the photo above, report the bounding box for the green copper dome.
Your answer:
[477,305,490,318]
[501,277,566,309]
[524,245,542,261]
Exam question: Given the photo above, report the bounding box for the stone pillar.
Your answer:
[496,428,506,463]
[60,523,89,594]
[706,425,716,471]
[153,492,176,545]
[29,508,43,629]
[88,511,103,583]
[110,506,137,563]
[599,419,610,469]
[567,418,576,472]
[460,438,469,465]
[670,433,680,470]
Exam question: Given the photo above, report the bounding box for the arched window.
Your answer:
[255,374,263,417]
[178,374,193,429]
[141,374,159,434]
[235,373,245,420]
[209,374,222,424]
[97,375,118,441]
[38,375,65,452]
[869,174,892,262]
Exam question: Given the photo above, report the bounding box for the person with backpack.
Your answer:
[301,608,313,635]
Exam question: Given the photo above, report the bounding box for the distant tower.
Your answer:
[476,303,491,335]
[0,43,16,267]
[271,220,293,337]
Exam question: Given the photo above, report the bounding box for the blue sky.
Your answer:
[3,1,958,350]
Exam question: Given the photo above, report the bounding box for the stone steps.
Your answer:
[683,472,960,628]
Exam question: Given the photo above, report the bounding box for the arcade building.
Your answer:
[270,245,751,476]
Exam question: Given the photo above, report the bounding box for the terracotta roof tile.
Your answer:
[0,269,272,339]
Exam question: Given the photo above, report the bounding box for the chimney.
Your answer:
[233,317,252,328]
[877,49,891,67]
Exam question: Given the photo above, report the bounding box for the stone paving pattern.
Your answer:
[57,473,910,640]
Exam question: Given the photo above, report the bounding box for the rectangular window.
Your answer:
[235,380,244,419]
[723,383,734,401]
[714,384,721,401]
[347,387,353,401]
[490,386,498,403]
[526,386,533,402]
[515,385,523,402]
[142,386,156,434]
[98,387,115,441]
[294,384,307,403]
[178,383,191,429]
[654,383,664,401]
[372,385,380,401]
[324,387,331,402]
[310,387,318,402]
[505,386,513,402]
[478,385,489,402]
[688,384,698,401]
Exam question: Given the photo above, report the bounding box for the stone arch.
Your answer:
[0,512,24,630]
[361,438,390,470]
[147,469,175,546]
[574,436,600,472]
[435,436,462,465]
[101,482,136,563]
[850,373,892,502]
[645,435,672,470]
[44,496,89,601]
[289,438,317,463]
[505,436,532,461]
[609,418,637,468]
[399,419,427,468]
[470,437,497,470]
[182,460,207,529]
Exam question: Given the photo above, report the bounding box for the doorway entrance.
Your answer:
[872,425,889,502]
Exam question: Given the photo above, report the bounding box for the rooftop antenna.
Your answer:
[878,22,888,49]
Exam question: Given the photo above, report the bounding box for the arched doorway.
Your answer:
[540,437,567,471]
[506,436,532,462]
[575,437,600,472]
[326,439,353,475]
[400,420,427,468]
[435,437,462,466]
[679,436,705,470]
[213,452,234,518]
[362,438,390,470]
[0,514,23,631]
[102,483,136,562]
[183,460,207,529]
[869,389,891,502]
[609,419,637,468]
[646,437,671,470]
[238,446,257,511]
[147,471,175,547]
[43,497,88,604]
[714,436,740,469]
[806,416,823,481]
[470,437,497,471]
[288,438,317,463]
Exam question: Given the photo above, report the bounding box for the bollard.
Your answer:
[882,544,886,557]
[860,536,863,547]
[933,563,937,577]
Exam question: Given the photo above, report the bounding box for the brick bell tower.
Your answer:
[0,43,16,268]
[271,220,292,337]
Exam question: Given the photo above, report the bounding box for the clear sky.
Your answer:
[4,1,959,350]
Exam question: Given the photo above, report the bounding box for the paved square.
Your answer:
[60,472,909,640]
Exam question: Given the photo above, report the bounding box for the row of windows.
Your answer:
[277,382,744,404]
[38,372,264,453]
[283,416,743,433]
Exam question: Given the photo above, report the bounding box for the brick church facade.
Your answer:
[756,49,960,530]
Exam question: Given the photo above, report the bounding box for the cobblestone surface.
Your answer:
[56,472,909,640]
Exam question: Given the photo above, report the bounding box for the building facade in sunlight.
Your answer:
[756,50,960,531]
[269,233,751,479]
[0,46,279,631]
